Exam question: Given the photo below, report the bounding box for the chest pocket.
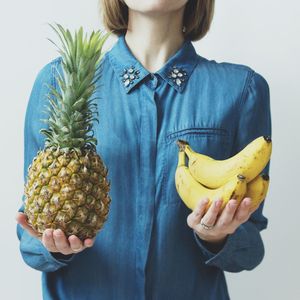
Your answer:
[161,127,231,206]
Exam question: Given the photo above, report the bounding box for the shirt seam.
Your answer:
[230,68,255,155]
[239,69,256,112]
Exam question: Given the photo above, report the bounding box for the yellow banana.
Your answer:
[177,135,272,189]
[175,149,247,211]
[246,173,270,209]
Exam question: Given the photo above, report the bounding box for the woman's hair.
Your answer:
[99,0,215,41]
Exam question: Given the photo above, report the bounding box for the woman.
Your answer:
[16,0,271,299]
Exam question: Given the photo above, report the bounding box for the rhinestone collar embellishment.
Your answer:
[120,66,140,87]
[167,65,187,87]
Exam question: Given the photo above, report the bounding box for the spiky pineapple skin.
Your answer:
[24,147,111,240]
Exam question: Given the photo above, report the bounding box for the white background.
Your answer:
[0,0,299,299]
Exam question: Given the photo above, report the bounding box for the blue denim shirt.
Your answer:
[17,34,271,300]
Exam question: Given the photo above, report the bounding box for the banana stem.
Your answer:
[176,139,189,151]
[262,173,270,181]
[177,150,186,167]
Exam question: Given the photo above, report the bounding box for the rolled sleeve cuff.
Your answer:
[20,230,75,272]
[44,248,75,266]
[193,225,250,267]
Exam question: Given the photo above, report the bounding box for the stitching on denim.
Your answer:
[239,69,256,117]
[165,127,228,145]
[160,141,168,205]
[108,51,132,79]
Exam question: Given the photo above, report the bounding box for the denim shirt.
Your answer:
[17,34,272,300]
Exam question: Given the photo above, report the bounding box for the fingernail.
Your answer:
[45,229,52,237]
[54,229,62,236]
[202,198,209,204]
[85,240,93,247]
[215,199,222,207]
[229,199,237,208]
[244,199,251,207]
[229,202,237,209]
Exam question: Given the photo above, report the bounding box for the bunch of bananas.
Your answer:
[175,136,272,212]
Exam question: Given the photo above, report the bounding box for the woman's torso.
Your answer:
[41,34,254,300]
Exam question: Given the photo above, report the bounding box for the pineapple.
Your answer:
[24,23,111,240]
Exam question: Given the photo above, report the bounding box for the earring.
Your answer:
[182,26,186,33]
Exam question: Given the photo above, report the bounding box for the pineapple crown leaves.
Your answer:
[40,22,111,151]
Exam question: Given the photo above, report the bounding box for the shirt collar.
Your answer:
[108,34,199,94]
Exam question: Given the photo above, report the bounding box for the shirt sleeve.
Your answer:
[193,69,272,272]
[17,58,75,272]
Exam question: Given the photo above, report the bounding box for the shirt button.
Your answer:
[149,73,158,89]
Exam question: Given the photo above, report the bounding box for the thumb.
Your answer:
[16,212,40,239]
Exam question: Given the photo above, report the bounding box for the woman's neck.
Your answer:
[124,8,185,73]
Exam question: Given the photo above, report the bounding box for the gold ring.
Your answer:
[200,220,214,230]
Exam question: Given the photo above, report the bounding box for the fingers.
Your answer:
[15,212,40,239]
[68,235,84,253]
[16,212,96,254]
[233,197,252,225]
[215,199,238,233]
[42,229,57,252]
[187,196,256,244]
[198,198,223,229]
[53,229,73,255]
[187,198,209,229]
[84,238,95,248]
[42,230,95,254]
[53,231,96,254]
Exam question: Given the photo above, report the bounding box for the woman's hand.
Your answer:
[16,212,95,255]
[187,197,259,246]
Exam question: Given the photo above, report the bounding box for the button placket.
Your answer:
[136,86,157,299]
[149,73,158,89]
